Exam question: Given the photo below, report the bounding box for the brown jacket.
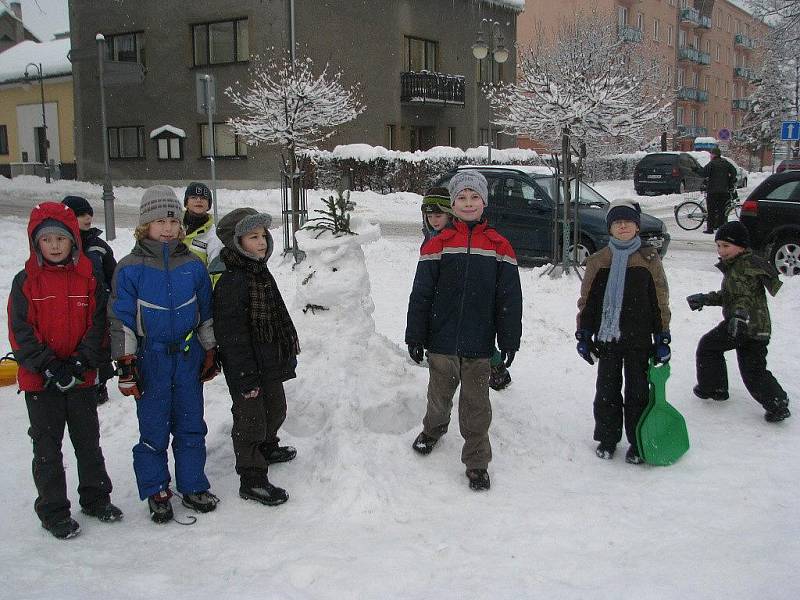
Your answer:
[577,245,671,348]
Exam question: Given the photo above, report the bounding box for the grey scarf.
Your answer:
[598,236,641,343]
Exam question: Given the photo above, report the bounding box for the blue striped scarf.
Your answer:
[598,236,641,343]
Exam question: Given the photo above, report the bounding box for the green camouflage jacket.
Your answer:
[704,250,782,340]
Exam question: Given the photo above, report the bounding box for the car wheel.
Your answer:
[771,236,800,277]
[569,238,596,266]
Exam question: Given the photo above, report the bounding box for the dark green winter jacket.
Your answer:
[704,250,782,340]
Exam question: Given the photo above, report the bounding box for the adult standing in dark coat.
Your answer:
[702,147,737,234]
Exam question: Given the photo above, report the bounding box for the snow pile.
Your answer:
[309,143,541,164]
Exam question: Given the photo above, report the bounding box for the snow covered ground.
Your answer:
[0,175,797,599]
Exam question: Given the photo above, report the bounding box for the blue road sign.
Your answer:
[781,121,800,140]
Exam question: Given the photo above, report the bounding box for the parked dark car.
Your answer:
[739,170,800,277]
[634,152,706,195]
[436,166,670,265]
[776,158,800,173]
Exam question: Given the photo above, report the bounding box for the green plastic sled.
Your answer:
[635,361,690,466]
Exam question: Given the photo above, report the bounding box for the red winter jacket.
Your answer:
[7,202,106,391]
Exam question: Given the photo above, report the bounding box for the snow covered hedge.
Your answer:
[301,144,645,193]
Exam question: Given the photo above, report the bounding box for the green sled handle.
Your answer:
[636,359,690,466]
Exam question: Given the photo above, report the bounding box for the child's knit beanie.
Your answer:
[606,199,641,230]
[33,218,76,246]
[422,187,453,214]
[184,182,213,209]
[139,186,183,226]
[62,195,93,217]
[447,170,488,206]
[715,221,750,248]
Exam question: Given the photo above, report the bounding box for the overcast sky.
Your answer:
[6,0,69,42]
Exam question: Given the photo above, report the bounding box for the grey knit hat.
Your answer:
[33,218,76,246]
[139,185,183,226]
[448,169,488,206]
[217,207,274,260]
[606,199,641,230]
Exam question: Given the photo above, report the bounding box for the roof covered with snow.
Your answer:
[0,38,71,84]
[150,125,187,139]
[479,0,524,13]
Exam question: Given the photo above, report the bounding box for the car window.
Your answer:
[765,180,800,201]
[536,176,607,206]
[640,155,675,167]
[486,175,507,208]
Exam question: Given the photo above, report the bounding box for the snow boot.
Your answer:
[148,490,174,524]
[182,491,219,513]
[693,385,729,402]
[261,444,297,465]
[466,468,491,491]
[489,364,512,391]
[625,445,645,465]
[412,432,438,455]
[239,469,288,506]
[765,403,791,423]
[96,383,109,405]
[43,517,80,540]
[595,442,616,460]
[81,501,123,522]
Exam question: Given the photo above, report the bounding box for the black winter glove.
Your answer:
[66,354,89,379]
[500,350,516,368]
[44,360,82,392]
[686,293,708,311]
[575,330,597,365]
[653,332,671,364]
[727,308,750,339]
[408,344,424,364]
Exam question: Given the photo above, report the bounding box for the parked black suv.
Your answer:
[634,152,706,195]
[739,170,800,277]
[436,166,670,265]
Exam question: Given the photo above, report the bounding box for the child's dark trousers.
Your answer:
[593,345,650,446]
[25,388,112,528]
[696,322,787,411]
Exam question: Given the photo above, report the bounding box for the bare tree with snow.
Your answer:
[226,51,365,239]
[747,0,800,44]
[487,10,673,154]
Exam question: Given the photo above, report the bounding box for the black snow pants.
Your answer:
[706,192,728,231]
[696,322,787,411]
[230,380,287,474]
[593,344,650,447]
[24,387,113,527]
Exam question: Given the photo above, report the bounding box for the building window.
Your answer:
[105,31,145,65]
[618,6,628,28]
[678,29,686,48]
[405,36,438,72]
[477,57,503,83]
[703,110,708,126]
[151,127,185,161]
[385,124,395,150]
[714,113,719,129]
[727,14,732,33]
[0,125,8,155]
[653,19,660,42]
[676,106,684,126]
[690,109,697,126]
[704,75,710,91]
[667,25,673,46]
[108,126,145,159]
[677,68,685,87]
[716,44,721,62]
[193,18,249,66]
[637,13,644,32]
[200,123,247,158]
[448,127,456,146]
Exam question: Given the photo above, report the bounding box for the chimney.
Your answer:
[10,2,22,20]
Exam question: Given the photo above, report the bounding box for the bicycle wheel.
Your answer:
[674,201,706,230]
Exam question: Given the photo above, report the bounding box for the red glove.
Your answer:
[116,355,141,399]
[200,348,220,383]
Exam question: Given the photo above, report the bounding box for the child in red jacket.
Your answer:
[8,202,121,539]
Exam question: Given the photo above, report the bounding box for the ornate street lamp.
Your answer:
[472,19,508,163]
[23,62,50,183]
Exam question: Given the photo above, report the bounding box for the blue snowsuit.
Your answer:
[109,238,216,500]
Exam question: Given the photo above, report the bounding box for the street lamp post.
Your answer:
[23,62,50,183]
[471,19,508,164]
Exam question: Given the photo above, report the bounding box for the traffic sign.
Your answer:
[196,73,216,115]
[718,128,731,141]
[781,121,800,140]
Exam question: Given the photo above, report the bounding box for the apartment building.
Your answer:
[517,0,768,153]
[68,0,521,186]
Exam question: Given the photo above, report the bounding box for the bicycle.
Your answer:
[673,189,742,231]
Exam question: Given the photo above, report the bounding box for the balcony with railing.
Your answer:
[735,33,755,50]
[678,47,711,65]
[400,71,465,106]
[680,8,700,25]
[619,25,643,43]
[732,98,751,111]
[677,87,709,103]
[734,66,754,80]
[677,125,708,137]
